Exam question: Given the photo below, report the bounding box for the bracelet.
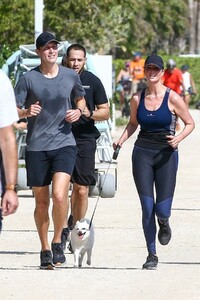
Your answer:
[76,108,83,115]
[5,184,18,193]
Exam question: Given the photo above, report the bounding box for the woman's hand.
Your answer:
[113,141,122,150]
[166,135,182,149]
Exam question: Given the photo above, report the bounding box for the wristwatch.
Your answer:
[76,108,83,115]
[5,184,18,193]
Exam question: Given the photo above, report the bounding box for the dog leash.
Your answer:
[89,145,121,229]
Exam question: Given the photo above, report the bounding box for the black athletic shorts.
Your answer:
[71,138,96,186]
[26,146,77,187]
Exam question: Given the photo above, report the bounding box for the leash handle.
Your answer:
[112,145,121,160]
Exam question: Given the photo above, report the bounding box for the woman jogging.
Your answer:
[114,54,195,270]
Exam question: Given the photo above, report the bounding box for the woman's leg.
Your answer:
[132,147,156,254]
[154,150,178,220]
[154,150,178,245]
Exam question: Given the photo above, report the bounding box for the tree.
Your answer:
[188,0,200,53]
[0,0,195,66]
[43,0,138,55]
[0,0,34,65]
[0,0,34,49]
[139,0,188,54]
[43,0,188,56]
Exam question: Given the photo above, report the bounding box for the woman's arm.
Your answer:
[167,91,195,148]
[114,93,140,148]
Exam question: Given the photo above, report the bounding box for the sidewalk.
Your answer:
[0,109,200,300]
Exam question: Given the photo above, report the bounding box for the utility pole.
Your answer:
[34,0,44,42]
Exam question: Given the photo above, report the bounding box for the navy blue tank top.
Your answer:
[135,88,176,150]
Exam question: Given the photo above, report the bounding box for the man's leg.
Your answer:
[33,186,51,251]
[50,172,70,265]
[51,172,70,243]
[33,186,54,269]
[61,194,71,251]
[71,183,89,224]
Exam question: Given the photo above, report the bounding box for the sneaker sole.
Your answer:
[40,264,54,270]
[142,265,158,270]
[53,260,67,268]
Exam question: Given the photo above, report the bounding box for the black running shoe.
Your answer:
[40,250,54,270]
[142,253,158,270]
[61,227,70,251]
[52,243,66,267]
[68,214,74,230]
[158,219,172,245]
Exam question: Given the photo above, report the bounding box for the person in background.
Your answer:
[162,59,186,131]
[14,32,86,269]
[61,44,110,251]
[181,64,197,108]
[0,69,19,231]
[116,61,131,113]
[129,51,145,95]
[114,54,195,270]
[162,59,185,96]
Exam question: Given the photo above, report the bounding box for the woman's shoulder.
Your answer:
[168,88,183,106]
[168,88,179,98]
[132,90,143,104]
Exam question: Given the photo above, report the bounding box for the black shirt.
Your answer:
[72,70,108,139]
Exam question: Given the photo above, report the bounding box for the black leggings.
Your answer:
[132,146,178,254]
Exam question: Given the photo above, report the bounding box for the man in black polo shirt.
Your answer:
[61,44,110,250]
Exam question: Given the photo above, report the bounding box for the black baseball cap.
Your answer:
[181,64,189,71]
[36,32,60,49]
[144,54,164,70]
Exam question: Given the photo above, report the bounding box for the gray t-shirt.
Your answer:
[15,65,85,151]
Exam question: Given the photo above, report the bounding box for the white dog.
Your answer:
[71,218,94,268]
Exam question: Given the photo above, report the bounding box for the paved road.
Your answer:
[0,109,200,300]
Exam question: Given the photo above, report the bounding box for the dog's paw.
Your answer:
[86,260,91,265]
[74,264,79,268]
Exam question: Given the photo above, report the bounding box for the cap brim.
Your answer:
[44,39,60,46]
[144,63,162,69]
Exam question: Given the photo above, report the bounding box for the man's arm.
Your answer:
[75,96,86,113]
[83,103,110,121]
[17,101,42,119]
[0,125,18,216]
